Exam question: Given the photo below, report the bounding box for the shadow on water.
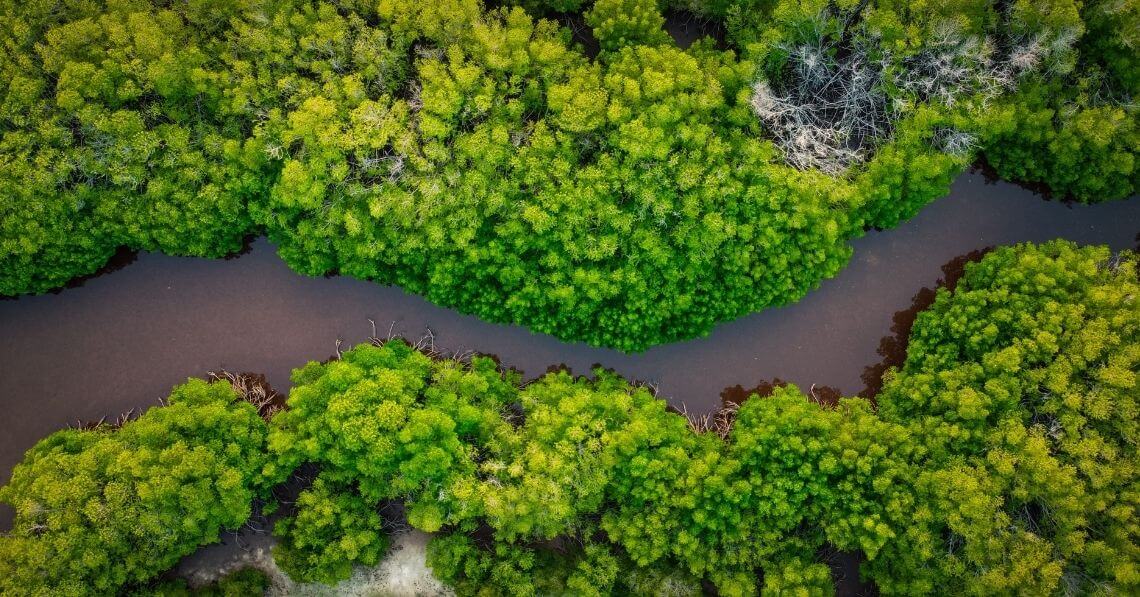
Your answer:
[1,235,258,302]
[59,247,141,292]
[972,159,1072,203]
[559,13,601,58]
[826,549,878,597]
[664,9,728,50]
[0,247,140,301]
[857,248,993,400]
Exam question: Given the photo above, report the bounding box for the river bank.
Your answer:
[3,171,1138,532]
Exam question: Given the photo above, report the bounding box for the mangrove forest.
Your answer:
[0,0,1137,595]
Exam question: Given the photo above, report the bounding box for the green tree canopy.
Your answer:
[2,0,1133,350]
[871,241,1140,594]
[0,379,270,596]
[2,241,1136,595]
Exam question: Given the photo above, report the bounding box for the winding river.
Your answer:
[0,11,1135,595]
[2,170,1139,534]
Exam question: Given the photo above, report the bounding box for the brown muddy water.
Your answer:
[1,171,1139,533]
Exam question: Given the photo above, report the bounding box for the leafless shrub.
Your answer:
[899,22,1078,108]
[412,328,438,356]
[1103,251,1131,273]
[209,371,283,420]
[413,43,443,61]
[752,13,1079,175]
[263,143,284,160]
[678,401,739,439]
[750,36,890,176]
[406,80,423,112]
[510,128,531,147]
[113,408,136,428]
[68,407,142,431]
[353,150,406,184]
[933,127,977,156]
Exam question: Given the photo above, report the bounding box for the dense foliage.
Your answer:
[136,568,271,597]
[0,0,258,295]
[264,341,519,582]
[1,0,1135,350]
[1,241,1136,594]
[0,379,271,596]
[977,0,1140,200]
[263,242,1138,595]
[871,241,1140,594]
[263,348,916,595]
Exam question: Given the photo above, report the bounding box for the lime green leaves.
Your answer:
[0,379,270,596]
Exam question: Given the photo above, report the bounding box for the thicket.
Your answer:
[266,244,1138,595]
[871,241,1140,594]
[0,0,259,295]
[977,0,1140,200]
[136,568,271,597]
[0,0,1135,349]
[5,241,1132,595]
[0,379,271,597]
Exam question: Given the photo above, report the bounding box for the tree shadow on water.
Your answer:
[858,248,993,401]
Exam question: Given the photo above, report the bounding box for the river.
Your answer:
[2,170,1138,533]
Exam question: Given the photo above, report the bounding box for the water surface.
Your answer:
[1,172,1138,530]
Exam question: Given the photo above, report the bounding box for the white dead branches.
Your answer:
[898,22,1079,109]
[751,15,1080,176]
[750,38,890,176]
[678,401,739,439]
[933,127,977,157]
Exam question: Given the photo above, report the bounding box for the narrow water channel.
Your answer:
[1,171,1138,530]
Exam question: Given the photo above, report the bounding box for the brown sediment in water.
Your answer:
[719,378,788,407]
[857,248,993,400]
[719,378,843,409]
[711,378,844,434]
